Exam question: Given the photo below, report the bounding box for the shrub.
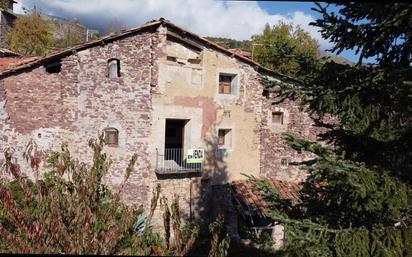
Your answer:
[0,134,218,256]
[0,134,143,254]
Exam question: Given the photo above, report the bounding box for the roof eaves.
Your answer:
[0,18,301,85]
[0,20,162,78]
[162,19,301,84]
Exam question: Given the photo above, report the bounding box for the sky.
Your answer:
[13,0,360,63]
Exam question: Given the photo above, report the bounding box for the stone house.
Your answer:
[0,18,325,233]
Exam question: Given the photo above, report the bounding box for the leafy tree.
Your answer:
[53,32,84,49]
[252,21,320,78]
[7,13,53,56]
[0,0,11,10]
[205,37,252,50]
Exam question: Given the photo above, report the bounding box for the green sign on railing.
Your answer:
[186,149,205,164]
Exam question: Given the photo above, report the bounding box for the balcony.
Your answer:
[155,148,204,175]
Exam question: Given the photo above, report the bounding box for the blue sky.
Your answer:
[16,0,362,63]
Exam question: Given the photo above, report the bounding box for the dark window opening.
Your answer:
[218,129,231,147]
[272,112,284,124]
[188,58,201,64]
[262,89,269,98]
[219,74,235,94]
[165,119,187,149]
[218,129,226,145]
[104,128,119,146]
[167,56,177,62]
[44,61,62,73]
[108,58,120,78]
[281,158,289,167]
[164,119,187,164]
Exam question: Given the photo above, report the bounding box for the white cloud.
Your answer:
[16,0,332,49]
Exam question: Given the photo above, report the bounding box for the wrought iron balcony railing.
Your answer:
[155,148,203,174]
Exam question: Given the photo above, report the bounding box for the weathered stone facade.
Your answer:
[0,19,325,226]
[0,9,15,49]
[1,30,156,207]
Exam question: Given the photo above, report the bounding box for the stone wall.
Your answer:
[0,11,15,48]
[0,22,328,227]
[0,30,156,207]
[259,90,330,181]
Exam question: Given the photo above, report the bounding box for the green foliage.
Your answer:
[256,3,412,256]
[283,134,410,229]
[0,135,208,256]
[208,215,231,257]
[248,136,412,257]
[0,0,10,9]
[53,32,84,49]
[263,3,412,182]
[0,134,142,254]
[311,3,412,67]
[252,22,320,78]
[7,13,53,56]
[206,37,252,50]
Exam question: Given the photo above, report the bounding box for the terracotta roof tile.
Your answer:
[0,48,20,57]
[0,18,300,84]
[231,177,302,217]
[0,57,39,71]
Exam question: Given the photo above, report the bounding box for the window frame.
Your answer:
[218,73,237,95]
[272,111,284,125]
[217,128,232,149]
[104,128,119,147]
[280,157,289,168]
[107,58,121,78]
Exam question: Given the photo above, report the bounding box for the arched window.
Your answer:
[108,58,120,78]
[104,128,119,146]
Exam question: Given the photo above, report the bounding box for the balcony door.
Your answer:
[164,119,187,166]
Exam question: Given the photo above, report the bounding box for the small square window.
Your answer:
[272,112,284,124]
[219,74,236,94]
[167,56,177,62]
[281,158,289,167]
[218,129,232,148]
[105,128,119,146]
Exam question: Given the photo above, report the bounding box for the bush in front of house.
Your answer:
[0,134,228,256]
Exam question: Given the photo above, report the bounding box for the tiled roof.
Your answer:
[231,178,302,217]
[0,57,38,71]
[0,48,19,57]
[228,48,251,59]
[0,18,300,84]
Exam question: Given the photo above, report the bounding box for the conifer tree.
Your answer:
[265,2,412,182]
[258,3,412,256]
